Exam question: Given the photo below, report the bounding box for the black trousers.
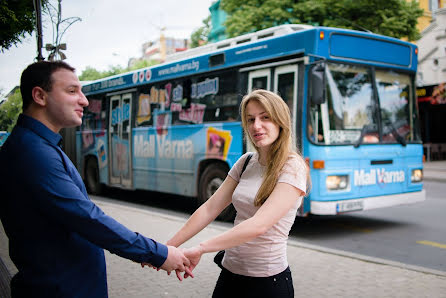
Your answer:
[212,266,294,298]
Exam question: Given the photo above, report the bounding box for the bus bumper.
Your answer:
[310,189,426,215]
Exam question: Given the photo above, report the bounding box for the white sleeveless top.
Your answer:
[222,152,307,277]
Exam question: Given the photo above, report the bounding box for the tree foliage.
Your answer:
[0,89,22,132]
[78,65,125,81]
[78,60,160,82]
[127,59,159,71]
[0,0,48,52]
[191,16,211,48]
[220,0,423,41]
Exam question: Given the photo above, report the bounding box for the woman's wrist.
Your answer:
[166,239,178,247]
[198,243,207,254]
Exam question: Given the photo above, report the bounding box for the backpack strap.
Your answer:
[240,153,253,178]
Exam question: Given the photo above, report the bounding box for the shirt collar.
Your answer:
[17,114,63,147]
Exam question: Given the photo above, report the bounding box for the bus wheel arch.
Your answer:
[84,156,103,195]
[197,161,235,221]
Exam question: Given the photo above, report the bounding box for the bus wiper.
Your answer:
[354,124,376,148]
[384,121,406,146]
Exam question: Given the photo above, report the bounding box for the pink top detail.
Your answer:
[222,152,307,277]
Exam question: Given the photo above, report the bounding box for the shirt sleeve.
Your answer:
[26,145,168,267]
[277,156,307,196]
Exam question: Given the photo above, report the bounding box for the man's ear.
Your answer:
[31,86,47,107]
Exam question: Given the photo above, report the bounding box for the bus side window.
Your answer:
[193,70,239,123]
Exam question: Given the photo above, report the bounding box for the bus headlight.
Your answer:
[411,169,423,183]
[326,175,349,191]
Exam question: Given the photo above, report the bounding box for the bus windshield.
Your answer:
[308,62,421,145]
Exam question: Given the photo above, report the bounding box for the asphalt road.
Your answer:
[103,180,446,273]
[290,180,446,272]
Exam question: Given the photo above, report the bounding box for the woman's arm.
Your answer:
[166,175,238,247]
[196,182,304,254]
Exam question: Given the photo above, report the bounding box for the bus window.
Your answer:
[248,69,271,92]
[375,70,421,143]
[192,70,239,123]
[309,63,378,145]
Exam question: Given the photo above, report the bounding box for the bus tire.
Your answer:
[198,164,236,222]
[85,157,103,195]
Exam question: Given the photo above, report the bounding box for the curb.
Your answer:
[94,197,446,278]
[287,239,446,278]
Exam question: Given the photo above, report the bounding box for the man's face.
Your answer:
[44,69,88,132]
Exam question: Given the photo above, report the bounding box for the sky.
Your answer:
[0,0,214,95]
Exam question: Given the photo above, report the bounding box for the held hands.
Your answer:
[141,246,193,281]
[181,245,203,279]
[140,245,204,281]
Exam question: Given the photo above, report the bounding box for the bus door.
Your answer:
[246,68,272,152]
[248,69,271,92]
[108,92,133,188]
[247,65,300,143]
[274,64,299,143]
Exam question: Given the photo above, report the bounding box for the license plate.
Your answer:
[336,200,364,213]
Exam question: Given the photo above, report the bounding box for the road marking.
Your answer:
[416,240,446,250]
[333,223,373,233]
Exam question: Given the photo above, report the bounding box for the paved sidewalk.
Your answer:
[1,196,445,298]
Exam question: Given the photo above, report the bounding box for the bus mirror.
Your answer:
[310,64,326,105]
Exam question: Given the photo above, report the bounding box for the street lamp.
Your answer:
[33,0,44,61]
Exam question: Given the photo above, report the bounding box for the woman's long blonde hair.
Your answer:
[240,89,310,206]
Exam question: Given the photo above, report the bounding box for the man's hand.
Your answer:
[159,246,193,281]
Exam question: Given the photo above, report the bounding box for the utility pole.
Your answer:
[34,0,45,61]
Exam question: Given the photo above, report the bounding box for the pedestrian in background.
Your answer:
[166,89,310,297]
[0,61,191,298]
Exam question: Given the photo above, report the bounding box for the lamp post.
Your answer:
[33,0,44,61]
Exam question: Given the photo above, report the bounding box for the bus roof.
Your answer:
[82,24,417,96]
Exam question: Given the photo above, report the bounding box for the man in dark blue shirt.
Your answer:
[0,61,191,297]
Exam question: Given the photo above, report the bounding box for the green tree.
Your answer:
[220,0,423,41]
[127,59,159,71]
[190,16,211,48]
[79,60,160,81]
[78,65,125,81]
[0,0,49,51]
[0,89,22,132]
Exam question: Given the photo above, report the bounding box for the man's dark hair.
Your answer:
[20,61,76,112]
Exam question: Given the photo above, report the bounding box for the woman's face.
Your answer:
[245,100,280,152]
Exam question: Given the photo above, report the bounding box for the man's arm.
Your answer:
[28,147,186,271]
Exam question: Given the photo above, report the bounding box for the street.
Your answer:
[1,184,446,297]
[290,180,446,272]
[102,180,446,273]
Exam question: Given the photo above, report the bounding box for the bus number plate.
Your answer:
[336,200,364,213]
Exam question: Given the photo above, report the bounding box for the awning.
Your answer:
[417,83,446,105]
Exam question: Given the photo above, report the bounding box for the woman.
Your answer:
[167,89,310,297]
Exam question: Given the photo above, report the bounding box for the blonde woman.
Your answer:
[167,89,310,297]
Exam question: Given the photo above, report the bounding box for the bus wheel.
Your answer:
[198,164,236,222]
[85,157,103,195]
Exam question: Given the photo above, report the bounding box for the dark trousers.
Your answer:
[212,266,294,298]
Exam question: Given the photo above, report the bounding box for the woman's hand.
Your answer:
[178,245,204,279]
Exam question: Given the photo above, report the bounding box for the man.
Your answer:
[0,61,191,298]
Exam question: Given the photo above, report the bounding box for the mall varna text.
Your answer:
[354,169,405,186]
[134,134,194,159]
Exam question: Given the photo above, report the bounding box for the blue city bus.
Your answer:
[0,132,9,147]
[78,24,425,220]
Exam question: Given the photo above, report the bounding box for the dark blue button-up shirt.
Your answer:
[0,114,168,297]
